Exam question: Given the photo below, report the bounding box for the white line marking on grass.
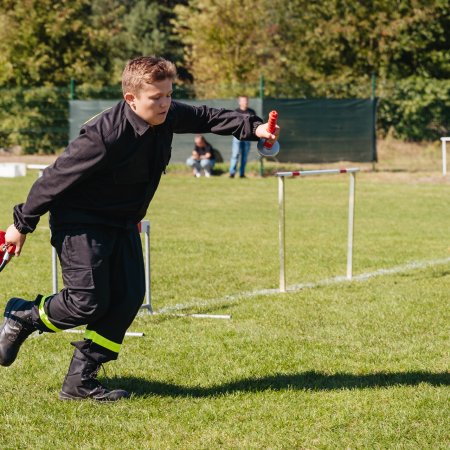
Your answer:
[156,257,450,315]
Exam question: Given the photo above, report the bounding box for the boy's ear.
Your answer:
[124,92,136,107]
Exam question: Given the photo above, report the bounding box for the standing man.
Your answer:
[229,95,257,178]
[0,56,279,401]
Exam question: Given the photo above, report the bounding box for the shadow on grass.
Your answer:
[109,371,450,398]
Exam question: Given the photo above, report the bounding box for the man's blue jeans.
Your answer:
[230,137,251,177]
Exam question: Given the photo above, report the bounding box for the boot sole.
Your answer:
[59,390,130,401]
[59,391,84,401]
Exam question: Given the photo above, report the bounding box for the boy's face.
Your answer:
[124,79,173,126]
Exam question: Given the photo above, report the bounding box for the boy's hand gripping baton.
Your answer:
[257,110,280,157]
[0,231,16,273]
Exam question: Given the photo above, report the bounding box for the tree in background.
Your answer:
[174,0,277,97]
[0,0,113,87]
[175,0,448,95]
[0,0,188,152]
[0,0,188,87]
[91,0,188,84]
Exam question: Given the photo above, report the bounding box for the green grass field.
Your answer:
[0,162,449,449]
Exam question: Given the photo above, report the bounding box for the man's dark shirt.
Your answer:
[234,107,257,117]
[234,107,257,142]
[14,100,263,233]
[194,142,214,160]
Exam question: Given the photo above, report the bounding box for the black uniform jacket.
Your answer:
[13,100,263,233]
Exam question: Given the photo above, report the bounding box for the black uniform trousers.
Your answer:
[32,224,145,363]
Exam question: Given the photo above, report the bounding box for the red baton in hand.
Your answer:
[257,110,280,157]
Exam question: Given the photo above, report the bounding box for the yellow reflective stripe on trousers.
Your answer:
[84,330,121,354]
[38,296,62,332]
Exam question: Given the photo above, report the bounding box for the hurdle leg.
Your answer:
[278,176,286,292]
[52,246,58,293]
[442,138,447,176]
[346,172,356,280]
[141,220,153,314]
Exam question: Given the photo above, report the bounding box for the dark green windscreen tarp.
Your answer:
[263,98,377,163]
[69,98,376,163]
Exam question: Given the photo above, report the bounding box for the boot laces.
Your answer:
[88,364,110,392]
[84,363,127,399]
[89,363,107,379]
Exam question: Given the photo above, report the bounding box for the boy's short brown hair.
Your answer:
[122,56,177,96]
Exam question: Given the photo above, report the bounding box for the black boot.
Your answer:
[59,345,130,401]
[0,297,38,367]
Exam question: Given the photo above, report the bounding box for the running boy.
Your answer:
[0,56,279,401]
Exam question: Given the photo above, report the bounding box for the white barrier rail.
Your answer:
[275,168,360,177]
[26,164,48,176]
[275,168,360,292]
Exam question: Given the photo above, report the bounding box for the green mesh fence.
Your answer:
[263,99,377,163]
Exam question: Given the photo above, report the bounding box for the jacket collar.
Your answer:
[124,101,151,136]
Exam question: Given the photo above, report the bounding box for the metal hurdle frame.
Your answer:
[440,137,449,176]
[275,168,360,293]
